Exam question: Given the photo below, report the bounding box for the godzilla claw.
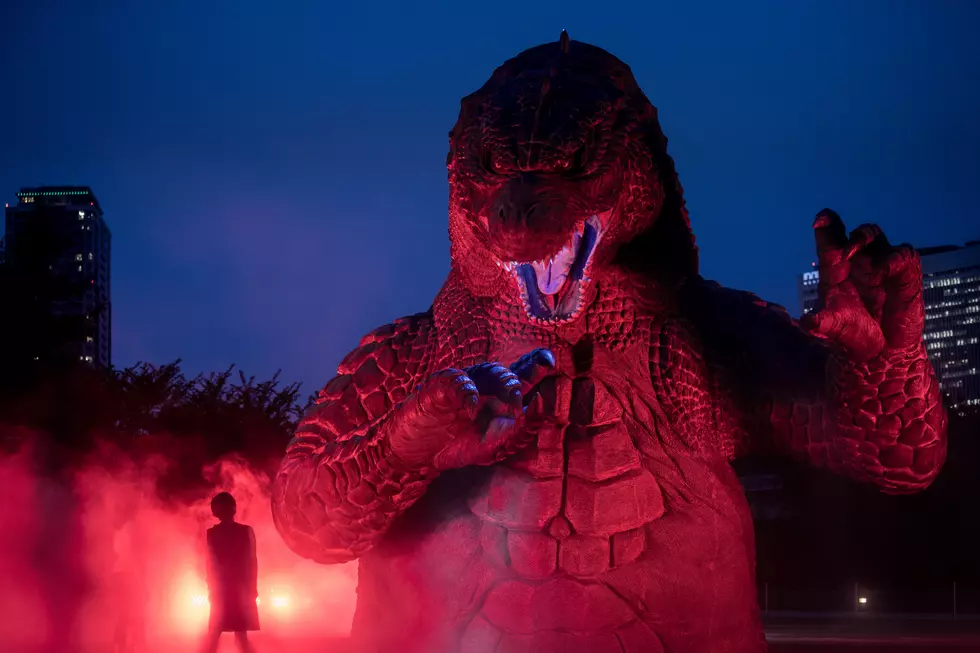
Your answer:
[881,244,925,350]
[511,348,556,394]
[804,209,924,362]
[845,223,888,262]
[465,362,524,418]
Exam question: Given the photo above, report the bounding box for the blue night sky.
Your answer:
[1,1,977,394]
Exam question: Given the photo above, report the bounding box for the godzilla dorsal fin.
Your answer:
[559,29,570,53]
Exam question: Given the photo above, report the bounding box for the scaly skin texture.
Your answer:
[272,34,947,653]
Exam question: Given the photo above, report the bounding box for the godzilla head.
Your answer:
[446,31,698,324]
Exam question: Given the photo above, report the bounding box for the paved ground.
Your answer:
[137,639,980,652]
[198,637,980,652]
[20,639,980,652]
[20,616,980,652]
[765,613,980,651]
[769,641,980,653]
[190,626,980,652]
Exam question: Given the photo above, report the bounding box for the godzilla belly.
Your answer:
[357,375,762,652]
[458,375,663,650]
[459,374,761,652]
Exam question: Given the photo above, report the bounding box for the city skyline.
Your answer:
[1,2,977,393]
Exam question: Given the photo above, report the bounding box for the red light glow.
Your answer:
[271,595,290,609]
[170,570,210,634]
[0,442,357,650]
[177,576,295,624]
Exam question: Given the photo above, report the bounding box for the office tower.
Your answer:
[3,186,111,369]
[797,262,819,316]
[920,242,980,412]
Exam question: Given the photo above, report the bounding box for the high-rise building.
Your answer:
[796,241,980,413]
[3,186,111,369]
[920,242,980,412]
[797,262,820,316]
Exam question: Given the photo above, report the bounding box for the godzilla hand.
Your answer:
[800,209,924,362]
[388,349,555,471]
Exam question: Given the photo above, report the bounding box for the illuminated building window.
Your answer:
[78,211,85,220]
[88,252,93,260]
[75,254,83,261]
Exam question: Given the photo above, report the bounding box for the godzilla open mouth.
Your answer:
[497,215,604,323]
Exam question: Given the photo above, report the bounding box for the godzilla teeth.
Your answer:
[497,214,605,325]
[497,214,602,280]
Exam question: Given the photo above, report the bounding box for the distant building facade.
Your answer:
[4,186,111,369]
[796,241,980,413]
[797,263,820,316]
[919,242,980,412]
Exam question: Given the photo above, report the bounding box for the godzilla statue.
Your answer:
[272,33,947,653]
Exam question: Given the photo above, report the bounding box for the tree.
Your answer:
[0,358,312,498]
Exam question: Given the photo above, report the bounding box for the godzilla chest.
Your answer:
[467,372,663,579]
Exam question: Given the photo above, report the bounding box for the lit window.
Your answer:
[75,254,83,261]
[83,356,93,363]
[78,211,85,220]
[86,336,93,343]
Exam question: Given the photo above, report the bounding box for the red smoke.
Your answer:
[0,431,356,652]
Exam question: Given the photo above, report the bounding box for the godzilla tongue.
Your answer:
[530,240,577,297]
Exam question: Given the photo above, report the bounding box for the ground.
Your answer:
[123,616,980,652]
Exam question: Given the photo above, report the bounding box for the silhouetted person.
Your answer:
[202,492,258,653]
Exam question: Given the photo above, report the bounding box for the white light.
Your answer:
[271,595,290,609]
[858,597,868,604]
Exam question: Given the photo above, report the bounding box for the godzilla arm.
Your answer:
[271,313,439,564]
[680,277,947,494]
